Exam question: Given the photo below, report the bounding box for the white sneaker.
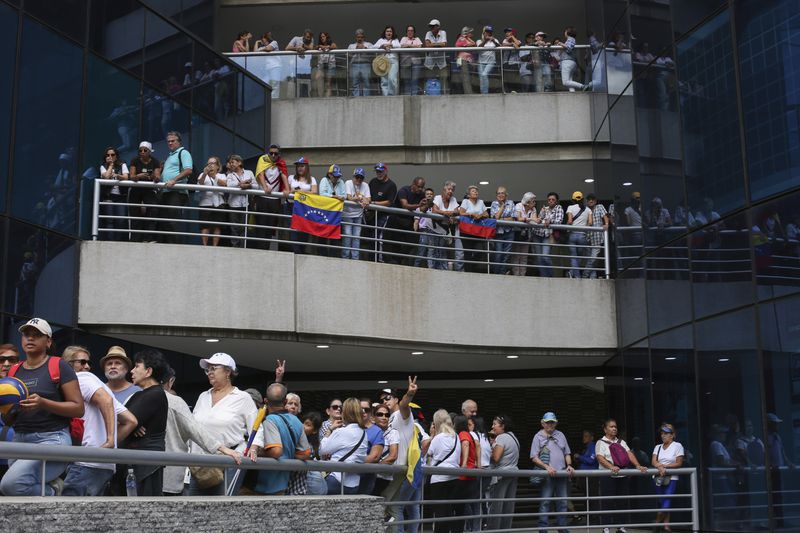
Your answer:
[617,528,628,533]
[602,529,610,533]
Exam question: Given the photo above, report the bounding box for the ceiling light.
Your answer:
[718,357,730,362]
[479,180,489,185]
[665,356,677,361]
[411,351,424,355]
[316,345,330,349]
[506,355,519,359]
[622,181,633,186]
[584,178,595,183]
[595,376,605,380]
[634,377,644,381]
[205,338,219,343]
[378,380,388,384]
[483,378,494,382]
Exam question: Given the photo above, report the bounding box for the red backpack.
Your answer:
[8,357,84,443]
[602,439,631,467]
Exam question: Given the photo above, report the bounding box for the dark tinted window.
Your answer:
[669,0,727,38]
[752,189,800,301]
[11,17,83,235]
[88,0,144,77]
[23,0,86,44]
[3,218,76,325]
[677,10,745,218]
[143,10,192,106]
[0,4,18,214]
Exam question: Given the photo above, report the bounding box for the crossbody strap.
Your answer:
[434,435,459,466]
[273,414,300,452]
[339,429,366,462]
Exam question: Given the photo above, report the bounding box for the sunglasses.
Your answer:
[205,365,223,374]
[73,359,90,366]
[0,356,19,364]
[361,408,370,414]
[330,405,342,410]
[106,153,117,157]
[375,412,389,418]
[269,152,280,156]
[138,148,149,153]
[379,396,392,402]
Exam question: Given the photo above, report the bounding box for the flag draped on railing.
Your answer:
[458,216,497,239]
[291,193,343,239]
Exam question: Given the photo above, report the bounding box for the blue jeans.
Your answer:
[478,62,494,94]
[569,232,589,278]
[531,234,554,277]
[325,474,358,495]
[351,63,371,96]
[401,63,423,95]
[0,428,71,496]
[414,230,441,268]
[539,476,569,528]
[491,231,515,274]
[342,215,363,260]
[380,54,399,96]
[384,473,421,533]
[62,464,114,496]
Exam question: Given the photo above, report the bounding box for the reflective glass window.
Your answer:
[677,10,746,218]
[670,0,727,38]
[23,0,86,44]
[236,73,268,146]
[88,0,144,77]
[191,44,237,130]
[752,190,800,301]
[646,236,691,333]
[143,10,192,106]
[234,136,261,169]
[140,86,190,146]
[622,342,654,457]
[3,218,76,325]
[11,17,83,235]
[0,3,18,214]
[690,211,753,319]
[695,308,767,531]
[760,296,800,530]
[616,256,648,347]
[736,0,800,201]
[190,114,234,169]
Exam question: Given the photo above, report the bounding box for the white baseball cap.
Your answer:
[429,19,440,26]
[199,352,237,371]
[138,141,154,153]
[18,318,53,337]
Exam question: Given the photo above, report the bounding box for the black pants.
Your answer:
[429,479,464,533]
[158,191,188,244]
[128,189,158,242]
[229,206,248,248]
[252,196,284,250]
[599,475,630,526]
[462,237,488,273]
[385,217,416,265]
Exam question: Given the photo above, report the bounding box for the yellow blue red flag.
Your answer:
[291,192,343,239]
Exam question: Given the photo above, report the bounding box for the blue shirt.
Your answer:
[161,147,193,192]
[255,412,305,494]
[576,441,598,470]
[319,177,345,198]
[366,424,385,453]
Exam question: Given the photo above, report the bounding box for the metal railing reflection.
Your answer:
[224,45,626,99]
[91,179,611,278]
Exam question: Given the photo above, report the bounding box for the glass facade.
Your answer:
[0,0,269,388]
[605,1,800,530]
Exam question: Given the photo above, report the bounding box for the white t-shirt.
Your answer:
[567,203,591,227]
[378,427,400,480]
[387,410,434,467]
[373,38,401,55]
[319,423,369,487]
[289,174,317,192]
[434,194,459,213]
[226,170,255,208]
[475,431,491,469]
[427,433,461,483]
[99,163,129,196]
[190,387,257,454]
[460,198,486,217]
[344,180,371,218]
[652,441,684,480]
[75,372,128,471]
[476,38,500,64]
[596,437,631,470]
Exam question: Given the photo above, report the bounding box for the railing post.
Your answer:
[604,226,611,278]
[373,209,378,263]
[585,476,590,526]
[346,52,350,97]
[40,460,46,496]
[91,178,101,240]
[243,199,249,249]
[690,469,700,532]
[500,56,505,94]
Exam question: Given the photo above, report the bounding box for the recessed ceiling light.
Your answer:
[718,357,730,362]
[483,378,494,382]
[622,182,633,187]
[479,180,489,185]
[378,380,388,384]
[595,376,605,380]
[665,356,677,361]
[316,345,330,349]
[584,178,595,183]
[205,338,219,343]
[634,377,644,381]
[506,355,519,359]
[411,351,424,355]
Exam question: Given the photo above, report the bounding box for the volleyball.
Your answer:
[0,376,28,414]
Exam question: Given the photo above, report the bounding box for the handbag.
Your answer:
[653,445,671,487]
[189,465,225,489]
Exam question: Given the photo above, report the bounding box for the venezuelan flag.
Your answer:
[459,216,497,239]
[291,192,343,239]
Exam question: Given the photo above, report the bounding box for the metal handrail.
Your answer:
[225,45,598,56]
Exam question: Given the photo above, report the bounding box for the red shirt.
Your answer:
[459,430,478,480]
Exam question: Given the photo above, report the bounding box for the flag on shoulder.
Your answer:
[291,192,343,239]
[458,216,497,239]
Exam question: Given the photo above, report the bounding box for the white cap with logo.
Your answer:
[18,318,53,337]
[199,352,237,371]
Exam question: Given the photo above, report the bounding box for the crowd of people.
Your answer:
[0,317,688,533]
[230,22,614,97]
[96,133,610,278]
